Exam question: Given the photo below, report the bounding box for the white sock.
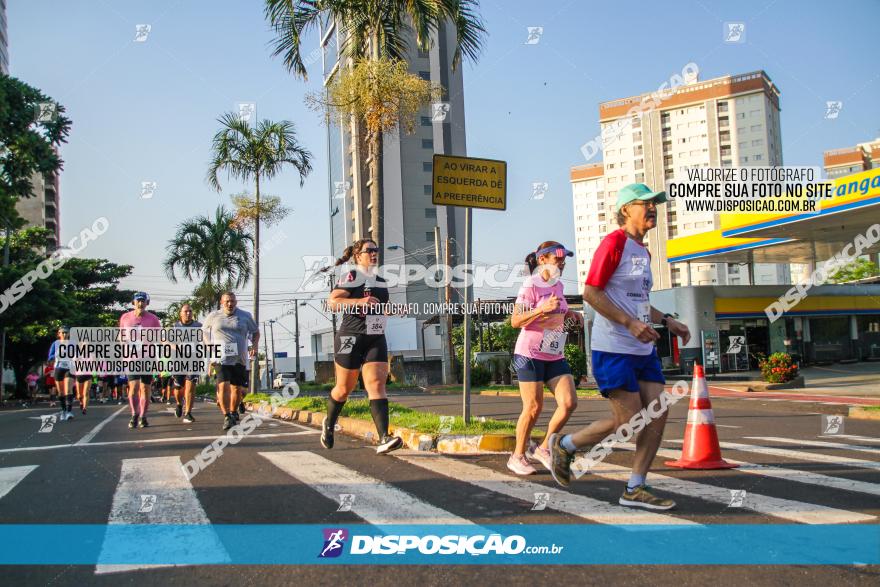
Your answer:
[561,435,577,453]
[627,473,646,490]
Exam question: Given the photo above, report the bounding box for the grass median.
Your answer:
[429,384,601,398]
[244,393,522,435]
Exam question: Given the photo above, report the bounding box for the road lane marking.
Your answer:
[95,456,229,574]
[0,430,318,455]
[260,451,472,525]
[746,436,880,456]
[667,440,880,471]
[76,406,127,445]
[0,465,38,500]
[393,451,696,526]
[587,461,873,524]
[625,443,880,498]
[825,434,880,444]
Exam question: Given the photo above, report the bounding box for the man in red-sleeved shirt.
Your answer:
[548,183,691,511]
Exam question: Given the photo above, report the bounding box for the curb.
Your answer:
[246,401,524,454]
[849,406,880,421]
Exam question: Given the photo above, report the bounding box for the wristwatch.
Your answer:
[661,313,674,327]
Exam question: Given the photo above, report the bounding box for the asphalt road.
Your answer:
[0,391,877,586]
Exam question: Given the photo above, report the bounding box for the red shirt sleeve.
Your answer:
[585,229,626,289]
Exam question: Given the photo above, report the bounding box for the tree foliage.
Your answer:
[0,75,72,226]
[308,58,439,136]
[828,257,880,283]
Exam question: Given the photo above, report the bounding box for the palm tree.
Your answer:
[163,205,252,310]
[207,114,313,390]
[264,0,486,260]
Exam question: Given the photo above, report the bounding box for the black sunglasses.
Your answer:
[361,247,380,254]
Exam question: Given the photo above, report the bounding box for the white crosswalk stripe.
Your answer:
[626,443,880,498]
[95,456,230,574]
[260,451,473,525]
[393,451,697,525]
[587,461,873,524]
[822,434,880,444]
[747,436,880,456]
[667,439,880,471]
[0,465,37,500]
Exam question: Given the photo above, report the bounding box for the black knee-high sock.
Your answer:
[59,394,67,412]
[369,398,389,438]
[326,396,346,428]
[65,394,74,412]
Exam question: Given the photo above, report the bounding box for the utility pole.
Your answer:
[434,226,451,384]
[444,237,455,385]
[0,219,10,405]
[268,319,277,384]
[262,322,271,388]
[294,303,301,382]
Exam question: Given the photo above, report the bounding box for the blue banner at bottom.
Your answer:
[0,524,877,565]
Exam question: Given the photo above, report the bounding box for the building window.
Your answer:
[752,139,763,147]
[426,231,434,241]
[634,145,643,156]
[750,125,761,132]
[754,154,763,161]
[425,208,437,218]
[418,49,430,59]
[422,139,434,149]
[423,161,432,172]
[718,102,729,113]
[418,71,431,81]
[424,185,432,195]
[632,131,642,141]
[635,172,645,182]
[421,116,431,126]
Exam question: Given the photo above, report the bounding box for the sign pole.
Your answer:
[462,207,472,424]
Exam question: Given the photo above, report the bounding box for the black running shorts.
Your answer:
[216,364,248,387]
[333,333,388,370]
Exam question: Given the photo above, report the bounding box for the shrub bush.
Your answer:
[757,352,799,383]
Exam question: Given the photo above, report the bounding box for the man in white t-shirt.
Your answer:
[548,183,691,511]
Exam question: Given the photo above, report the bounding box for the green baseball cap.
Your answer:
[615,183,667,212]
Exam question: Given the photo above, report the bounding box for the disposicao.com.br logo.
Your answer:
[318,528,563,557]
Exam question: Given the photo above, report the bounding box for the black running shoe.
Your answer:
[175,404,183,418]
[320,418,334,449]
[128,415,137,429]
[81,408,87,415]
[238,402,246,414]
[231,411,240,423]
[138,417,149,428]
[223,414,234,430]
[182,413,194,423]
[376,434,403,455]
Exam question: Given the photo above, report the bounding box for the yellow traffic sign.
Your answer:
[432,154,507,211]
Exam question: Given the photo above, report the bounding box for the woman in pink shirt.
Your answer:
[507,241,583,476]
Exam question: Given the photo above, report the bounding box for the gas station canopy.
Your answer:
[667,168,880,265]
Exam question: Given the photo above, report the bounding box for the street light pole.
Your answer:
[268,319,277,384]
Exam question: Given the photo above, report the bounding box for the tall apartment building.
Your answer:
[0,0,8,74]
[16,171,60,250]
[572,70,794,290]
[824,138,880,178]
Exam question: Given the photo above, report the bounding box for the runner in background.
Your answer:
[25,372,39,405]
[44,365,56,406]
[322,238,403,455]
[119,292,161,429]
[47,326,75,421]
[507,241,581,475]
[202,292,259,430]
[74,371,92,415]
[173,303,201,423]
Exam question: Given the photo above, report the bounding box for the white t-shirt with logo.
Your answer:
[585,228,654,356]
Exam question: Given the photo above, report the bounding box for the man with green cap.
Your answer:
[548,183,691,510]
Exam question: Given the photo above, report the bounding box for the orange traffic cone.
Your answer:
[665,364,738,469]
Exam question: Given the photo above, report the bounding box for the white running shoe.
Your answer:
[529,445,553,471]
[506,454,537,475]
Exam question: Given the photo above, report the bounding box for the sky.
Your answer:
[8,0,880,356]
